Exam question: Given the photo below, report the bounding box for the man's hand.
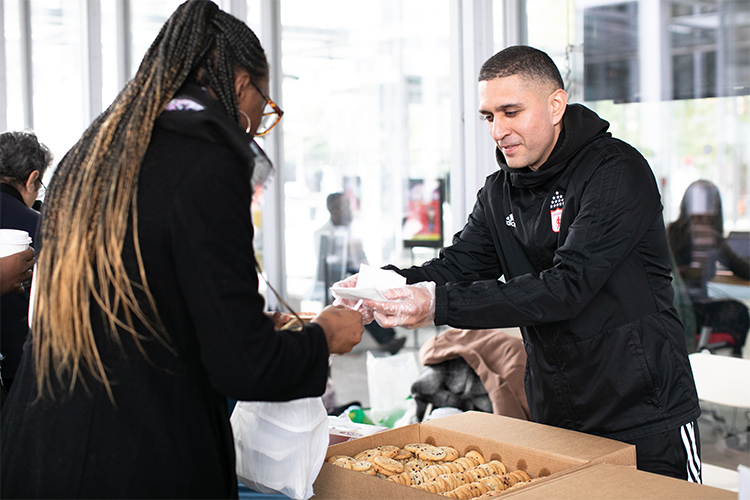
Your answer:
[0,248,35,296]
[312,305,364,354]
[362,282,436,329]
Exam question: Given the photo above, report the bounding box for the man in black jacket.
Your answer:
[344,46,702,482]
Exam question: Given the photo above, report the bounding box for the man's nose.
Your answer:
[489,118,510,141]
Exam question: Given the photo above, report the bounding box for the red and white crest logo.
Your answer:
[551,208,562,233]
[550,191,564,233]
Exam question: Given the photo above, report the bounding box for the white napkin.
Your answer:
[330,264,406,302]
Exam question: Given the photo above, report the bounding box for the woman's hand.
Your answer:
[312,305,364,354]
[331,273,376,324]
[266,311,295,330]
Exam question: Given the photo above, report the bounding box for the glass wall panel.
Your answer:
[129,0,184,74]
[28,0,84,168]
[279,0,451,310]
[4,0,24,132]
[101,0,119,109]
[526,0,750,233]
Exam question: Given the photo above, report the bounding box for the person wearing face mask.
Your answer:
[336,45,701,483]
[0,2,363,498]
[0,130,51,393]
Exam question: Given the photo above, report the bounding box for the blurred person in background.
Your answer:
[667,179,749,356]
[0,1,362,498]
[315,192,406,355]
[0,130,52,393]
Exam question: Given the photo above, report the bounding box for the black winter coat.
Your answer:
[389,104,700,441]
[0,183,39,383]
[1,84,330,498]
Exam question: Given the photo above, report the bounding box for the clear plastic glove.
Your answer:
[331,274,375,325]
[361,281,436,330]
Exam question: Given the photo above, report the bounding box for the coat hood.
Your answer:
[156,82,274,189]
[496,103,610,188]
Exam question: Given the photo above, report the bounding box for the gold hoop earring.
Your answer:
[239,110,252,134]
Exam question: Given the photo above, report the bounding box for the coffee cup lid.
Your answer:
[0,229,32,245]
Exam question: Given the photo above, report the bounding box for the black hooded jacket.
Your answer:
[1,83,330,498]
[389,104,700,441]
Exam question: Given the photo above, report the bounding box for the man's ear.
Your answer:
[25,170,40,193]
[550,88,568,125]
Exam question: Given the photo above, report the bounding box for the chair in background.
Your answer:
[689,351,750,492]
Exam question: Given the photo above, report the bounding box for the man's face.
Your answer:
[478,74,567,171]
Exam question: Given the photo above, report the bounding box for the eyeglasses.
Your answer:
[36,179,46,201]
[251,81,284,136]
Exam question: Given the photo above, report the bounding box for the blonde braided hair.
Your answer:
[32,0,268,400]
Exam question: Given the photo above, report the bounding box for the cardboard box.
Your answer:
[313,411,635,499]
[502,462,737,499]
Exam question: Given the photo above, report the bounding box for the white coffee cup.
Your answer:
[0,229,33,257]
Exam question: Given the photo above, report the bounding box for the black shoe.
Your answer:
[383,337,406,355]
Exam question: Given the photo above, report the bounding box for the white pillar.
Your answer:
[259,0,286,308]
[450,0,495,232]
[81,0,102,124]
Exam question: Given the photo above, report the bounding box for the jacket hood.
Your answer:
[496,104,610,188]
[156,82,274,189]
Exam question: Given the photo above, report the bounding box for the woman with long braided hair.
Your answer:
[1,2,363,497]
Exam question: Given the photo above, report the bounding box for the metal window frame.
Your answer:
[82,0,102,123]
[0,0,6,132]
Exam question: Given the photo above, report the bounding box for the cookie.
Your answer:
[408,470,425,486]
[372,456,404,476]
[332,457,354,469]
[418,446,447,461]
[404,458,430,472]
[486,460,507,476]
[393,448,413,461]
[452,457,475,472]
[481,475,506,491]
[388,472,411,485]
[465,450,486,465]
[378,445,400,459]
[511,470,531,482]
[404,442,431,453]
[327,454,354,464]
[439,446,460,461]
[355,448,380,462]
[350,460,373,472]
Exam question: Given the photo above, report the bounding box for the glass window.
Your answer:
[28,0,84,166]
[278,0,451,311]
[129,0,184,73]
[4,0,25,132]
[101,0,119,109]
[526,0,750,233]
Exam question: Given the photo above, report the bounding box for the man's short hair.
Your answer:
[0,130,53,184]
[327,192,345,213]
[479,45,564,91]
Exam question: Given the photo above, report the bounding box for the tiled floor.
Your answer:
[328,325,750,477]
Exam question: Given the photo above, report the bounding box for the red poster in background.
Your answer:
[403,179,444,248]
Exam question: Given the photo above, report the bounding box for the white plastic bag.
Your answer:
[366,351,420,412]
[230,397,328,500]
